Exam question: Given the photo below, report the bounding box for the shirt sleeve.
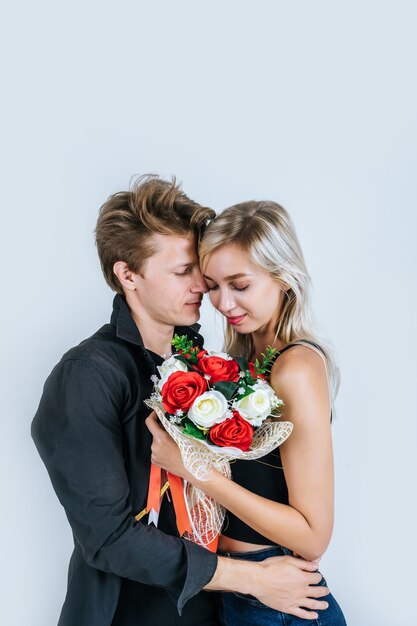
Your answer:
[31,357,217,614]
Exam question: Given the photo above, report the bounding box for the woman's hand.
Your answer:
[145,412,189,479]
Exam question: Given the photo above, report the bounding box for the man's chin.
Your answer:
[174,310,201,327]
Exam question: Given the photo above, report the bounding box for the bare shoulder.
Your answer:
[270,344,329,401]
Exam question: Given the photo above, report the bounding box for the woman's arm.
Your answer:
[147,346,334,561]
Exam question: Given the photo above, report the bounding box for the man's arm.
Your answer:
[31,357,217,615]
[145,411,331,619]
[205,554,329,620]
[33,357,330,620]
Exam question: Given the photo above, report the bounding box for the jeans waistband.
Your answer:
[218,545,292,560]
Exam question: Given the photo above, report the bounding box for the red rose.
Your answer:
[248,362,266,380]
[209,411,254,451]
[198,356,240,383]
[162,370,208,414]
[180,348,208,361]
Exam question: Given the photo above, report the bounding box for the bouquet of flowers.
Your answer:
[144,335,293,550]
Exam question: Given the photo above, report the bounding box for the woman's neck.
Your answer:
[251,331,283,363]
[250,332,302,363]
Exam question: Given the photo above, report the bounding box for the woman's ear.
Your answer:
[276,278,290,293]
[113,261,136,292]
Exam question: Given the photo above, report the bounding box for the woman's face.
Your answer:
[203,243,287,336]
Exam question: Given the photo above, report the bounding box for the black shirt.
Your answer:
[31,294,218,626]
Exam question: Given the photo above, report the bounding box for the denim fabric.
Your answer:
[218,546,346,626]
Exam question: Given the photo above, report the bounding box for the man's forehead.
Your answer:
[147,232,197,264]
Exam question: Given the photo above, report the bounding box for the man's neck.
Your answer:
[130,309,175,357]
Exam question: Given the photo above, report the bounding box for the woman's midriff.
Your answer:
[218,534,274,553]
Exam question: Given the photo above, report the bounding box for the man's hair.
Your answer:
[95,175,215,293]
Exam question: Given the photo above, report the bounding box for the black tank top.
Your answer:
[222,339,328,545]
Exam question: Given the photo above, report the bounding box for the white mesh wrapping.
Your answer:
[145,399,293,549]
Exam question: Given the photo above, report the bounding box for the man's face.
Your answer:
[128,233,207,328]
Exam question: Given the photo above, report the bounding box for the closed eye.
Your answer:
[174,267,193,276]
[207,283,249,292]
[233,285,249,292]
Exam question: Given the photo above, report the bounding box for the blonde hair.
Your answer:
[199,200,340,403]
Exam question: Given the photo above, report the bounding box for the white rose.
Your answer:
[206,351,233,360]
[188,390,229,429]
[235,382,276,426]
[251,380,283,408]
[157,355,188,388]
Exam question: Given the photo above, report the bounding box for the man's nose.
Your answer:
[191,270,208,294]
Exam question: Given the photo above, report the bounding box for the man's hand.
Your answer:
[145,411,190,479]
[146,413,329,619]
[205,554,329,620]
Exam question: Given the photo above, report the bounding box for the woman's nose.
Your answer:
[217,290,236,314]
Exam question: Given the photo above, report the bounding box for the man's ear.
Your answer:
[113,261,137,292]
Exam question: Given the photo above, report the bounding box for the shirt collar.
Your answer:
[110,293,203,348]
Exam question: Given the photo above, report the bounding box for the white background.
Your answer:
[1,2,416,625]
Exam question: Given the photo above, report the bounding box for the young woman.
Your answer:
[148,200,346,625]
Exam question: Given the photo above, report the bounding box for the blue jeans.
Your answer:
[217,546,346,626]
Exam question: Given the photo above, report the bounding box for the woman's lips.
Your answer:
[227,314,246,325]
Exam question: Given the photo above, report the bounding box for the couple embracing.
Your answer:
[32,176,346,625]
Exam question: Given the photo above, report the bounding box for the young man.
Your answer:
[32,176,329,626]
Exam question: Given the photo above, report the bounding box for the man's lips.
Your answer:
[185,300,202,307]
[227,314,246,325]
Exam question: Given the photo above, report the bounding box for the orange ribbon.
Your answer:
[144,463,218,552]
[166,472,192,536]
[146,462,163,515]
[205,535,219,552]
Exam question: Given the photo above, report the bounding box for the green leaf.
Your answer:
[245,371,256,385]
[254,346,278,376]
[182,418,206,440]
[171,334,195,356]
[236,386,255,400]
[212,381,240,400]
[235,357,249,372]
[171,334,202,364]
[173,354,199,371]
